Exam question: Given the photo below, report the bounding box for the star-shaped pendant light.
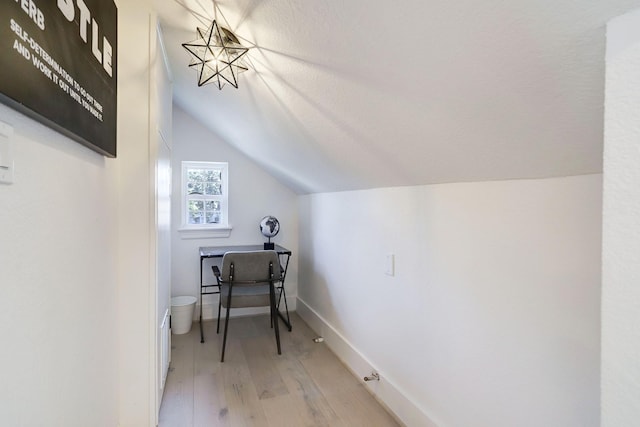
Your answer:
[182,20,249,90]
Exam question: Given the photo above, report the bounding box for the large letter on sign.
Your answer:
[57,0,75,21]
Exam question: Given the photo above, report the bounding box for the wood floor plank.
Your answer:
[193,371,229,427]
[273,342,341,425]
[193,324,228,427]
[298,343,400,426]
[242,317,290,401]
[299,343,363,393]
[280,323,319,361]
[220,339,270,426]
[260,392,338,427]
[270,364,342,426]
[325,385,400,427]
[159,330,195,427]
[159,313,400,427]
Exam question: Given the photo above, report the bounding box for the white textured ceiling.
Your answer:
[155,0,640,194]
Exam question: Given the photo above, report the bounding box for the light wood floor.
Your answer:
[159,312,400,427]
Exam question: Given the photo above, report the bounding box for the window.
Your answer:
[180,161,230,236]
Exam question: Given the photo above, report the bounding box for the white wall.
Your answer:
[602,8,640,426]
[0,2,166,426]
[0,1,162,425]
[116,1,163,425]
[0,76,119,427]
[171,105,298,319]
[298,175,602,427]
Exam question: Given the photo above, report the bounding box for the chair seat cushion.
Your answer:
[220,284,271,308]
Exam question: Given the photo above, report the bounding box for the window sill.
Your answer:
[178,226,232,239]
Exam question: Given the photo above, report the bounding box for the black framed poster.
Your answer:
[0,0,118,157]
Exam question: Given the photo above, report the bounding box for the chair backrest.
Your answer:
[220,250,282,285]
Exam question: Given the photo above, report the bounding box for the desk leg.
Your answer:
[276,287,292,331]
[276,254,292,331]
[270,283,282,355]
[277,310,292,331]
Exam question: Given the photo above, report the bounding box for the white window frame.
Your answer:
[178,161,232,238]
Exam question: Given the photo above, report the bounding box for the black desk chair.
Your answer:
[212,251,282,362]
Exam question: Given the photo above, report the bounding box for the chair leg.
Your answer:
[270,283,281,355]
[269,304,273,329]
[216,291,222,334]
[221,289,233,363]
[199,292,204,343]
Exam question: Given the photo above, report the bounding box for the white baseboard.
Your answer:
[296,297,439,427]
[195,294,297,321]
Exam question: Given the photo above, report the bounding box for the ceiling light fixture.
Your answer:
[182,19,249,90]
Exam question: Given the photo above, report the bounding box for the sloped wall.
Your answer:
[602,8,640,425]
[298,175,602,426]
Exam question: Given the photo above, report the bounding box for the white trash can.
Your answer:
[171,296,197,335]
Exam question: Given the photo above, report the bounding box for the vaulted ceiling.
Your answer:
[154,0,640,194]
